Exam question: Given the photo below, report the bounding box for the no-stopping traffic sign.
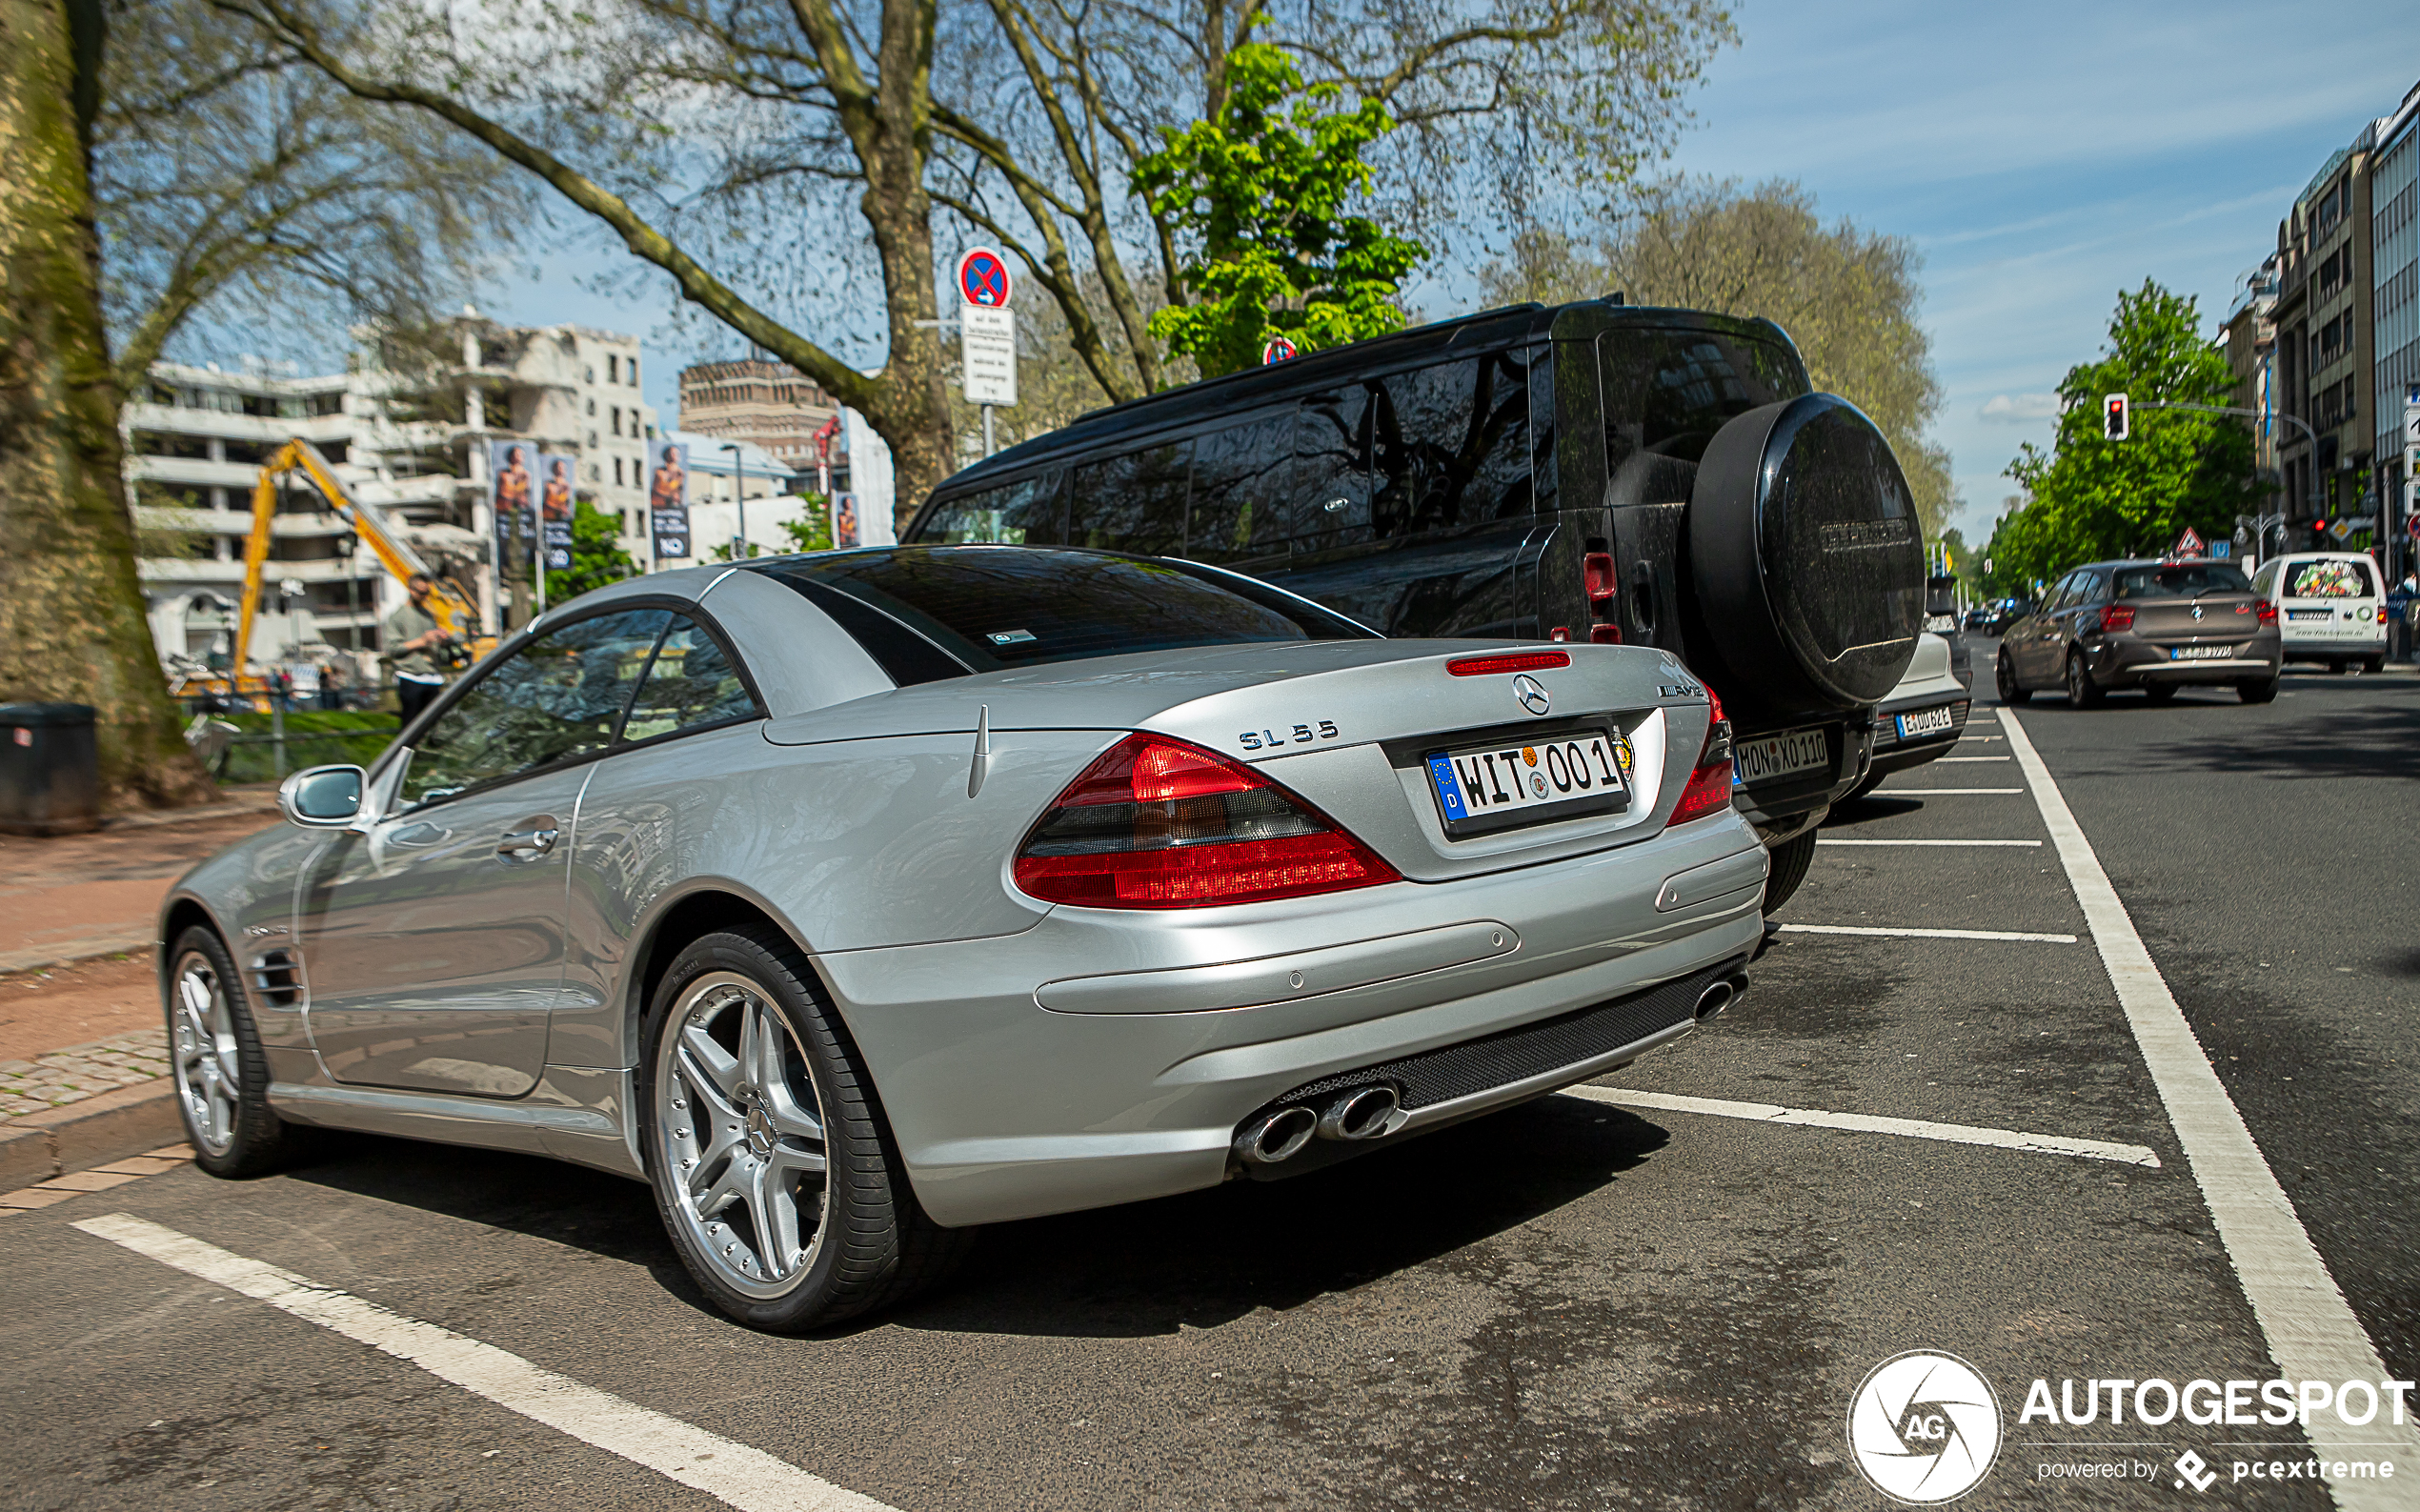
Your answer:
[958,248,1011,308]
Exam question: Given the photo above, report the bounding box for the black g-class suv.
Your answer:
[906,299,1926,910]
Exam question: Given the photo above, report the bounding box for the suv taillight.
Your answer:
[1013,734,1401,908]
[2255,599,2278,624]
[1583,548,1623,644]
[2101,604,2136,633]
[1665,689,1734,827]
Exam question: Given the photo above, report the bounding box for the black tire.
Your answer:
[163,924,303,1179]
[2363,655,2385,675]
[1996,651,2031,705]
[1761,828,1820,917]
[2329,659,2349,675]
[2238,677,2279,705]
[637,924,968,1332]
[2065,652,2105,709]
[2141,682,2178,705]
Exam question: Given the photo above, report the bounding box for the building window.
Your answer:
[612,406,621,436]
[587,397,596,415]
[628,358,639,387]
[614,456,623,486]
[608,354,619,383]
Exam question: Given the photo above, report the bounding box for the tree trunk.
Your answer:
[0,0,215,808]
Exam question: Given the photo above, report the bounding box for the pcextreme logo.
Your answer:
[1847,1351,2005,1504]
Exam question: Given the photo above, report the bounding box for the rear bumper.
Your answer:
[815,811,1766,1226]
[2085,633,2280,686]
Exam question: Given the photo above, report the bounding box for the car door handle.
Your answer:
[496,824,560,860]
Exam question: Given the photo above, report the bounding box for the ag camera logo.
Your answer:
[1847,1351,2004,1503]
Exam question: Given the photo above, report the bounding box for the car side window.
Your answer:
[619,615,759,742]
[2075,570,2107,605]
[2042,574,2078,613]
[400,608,672,808]
[2251,562,2277,596]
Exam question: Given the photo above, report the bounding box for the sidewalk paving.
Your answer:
[0,1029,173,1122]
[0,793,277,975]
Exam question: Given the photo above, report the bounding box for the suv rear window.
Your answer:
[750,546,1376,682]
[2286,558,2376,597]
[2112,563,2251,598]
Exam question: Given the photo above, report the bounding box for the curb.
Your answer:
[0,931,156,977]
[0,1078,182,1189]
[99,793,277,832]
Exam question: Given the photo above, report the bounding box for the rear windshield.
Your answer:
[751,546,1375,682]
[2111,563,2250,599]
[2286,558,2376,597]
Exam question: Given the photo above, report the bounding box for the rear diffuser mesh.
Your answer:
[1271,956,1744,1115]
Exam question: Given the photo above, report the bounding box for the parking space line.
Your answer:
[1565,1086,2160,1167]
[1778,923,2076,942]
[2000,710,2420,1504]
[1817,839,2042,847]
[1875,787,2027,795]
[1934,756,2011,762]
[69,1215,898,1512]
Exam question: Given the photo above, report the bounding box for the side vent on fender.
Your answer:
[251,948,304,1007]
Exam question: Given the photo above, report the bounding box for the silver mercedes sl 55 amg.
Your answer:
[159,546,1766,1330]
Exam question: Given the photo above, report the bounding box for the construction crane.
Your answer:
[232,438,489,677]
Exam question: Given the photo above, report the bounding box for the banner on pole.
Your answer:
[538,454,576,573]
[648,441,691,559]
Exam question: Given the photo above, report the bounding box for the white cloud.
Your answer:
[1979,393,2063,422]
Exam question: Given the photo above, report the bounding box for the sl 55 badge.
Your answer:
[1239,720,1339,751]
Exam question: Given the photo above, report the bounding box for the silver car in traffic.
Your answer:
[160,547,1765,1330]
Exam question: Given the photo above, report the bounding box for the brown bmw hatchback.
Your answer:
[1995,558,2284,707]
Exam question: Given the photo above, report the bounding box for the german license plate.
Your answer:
[1895,705,1956,740]
[1733,728,1829,785]
[1426,729,1630,833]
[2169,644,2235,660]
[2287,609,2330,621]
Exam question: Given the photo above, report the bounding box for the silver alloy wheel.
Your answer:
[171,950,240,1157]
[655,972,831,1299]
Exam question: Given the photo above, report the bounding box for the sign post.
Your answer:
[956,248,1016,458]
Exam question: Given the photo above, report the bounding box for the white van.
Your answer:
[2252,553,2387,673]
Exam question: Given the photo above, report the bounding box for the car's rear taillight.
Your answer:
[1446,651,1569,676]
[2379,606,2390,625]
[2255,599,2278,624]
[1665,688,1734,827]
[1013,734,1401,909]
[2101,604,2136,633]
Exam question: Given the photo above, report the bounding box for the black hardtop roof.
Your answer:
[927,297,1798,503]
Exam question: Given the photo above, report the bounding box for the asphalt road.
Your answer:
[4,650,2412,1511]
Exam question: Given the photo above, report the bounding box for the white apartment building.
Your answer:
[127,313,659,671]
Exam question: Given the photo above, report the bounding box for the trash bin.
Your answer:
[0,702,103,836]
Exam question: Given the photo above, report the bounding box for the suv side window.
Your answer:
[620,616,759,741]
[1187,412,1297,563]
[921,471,1067,546]
[1071,443,1190,554]
[399,608,671,808]
[1367,352,1532,537]
[1285,389,1374,554]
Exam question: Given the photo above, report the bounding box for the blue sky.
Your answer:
[481,1,2418,541]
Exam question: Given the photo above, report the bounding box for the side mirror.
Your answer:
[278,764,366,827]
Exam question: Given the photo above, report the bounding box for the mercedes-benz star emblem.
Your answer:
[1511,674,1551,716]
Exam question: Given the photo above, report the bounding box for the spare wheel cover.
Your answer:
[1687,393,1923,710]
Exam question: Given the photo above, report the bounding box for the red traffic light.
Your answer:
[2103,393,2129,440]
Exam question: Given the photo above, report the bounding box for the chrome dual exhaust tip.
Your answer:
[1317,1084,1400,1142]
[1694,978,1744,1021]
[1237,1106,1319,1165]
[1237,1083,1403,1166]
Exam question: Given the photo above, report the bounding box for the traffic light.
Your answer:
[2104,393,2129,440]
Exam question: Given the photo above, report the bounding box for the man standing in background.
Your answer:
[385,573,454,723]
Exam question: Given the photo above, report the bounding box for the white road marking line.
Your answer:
[1934,756,2012,762]
[2000,710,2420,1507]
[1817,838,2042,847]
[1566,1086,2160,1167]
[70,1215,897,1512]
[1778,923,2077,943]
[1876,787,2027,795]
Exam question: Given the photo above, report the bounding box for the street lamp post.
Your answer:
[720,442,748,558]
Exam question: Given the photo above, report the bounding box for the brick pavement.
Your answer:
[0,1029,173,1123]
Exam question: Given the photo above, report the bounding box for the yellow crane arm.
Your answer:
[232,438,479,674]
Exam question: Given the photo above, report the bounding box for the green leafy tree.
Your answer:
[1986,280,2253,587]
[1134,44,1426,381]
[709,494,833,561]
[1482,179,1959,536]
[549,498,636,599]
